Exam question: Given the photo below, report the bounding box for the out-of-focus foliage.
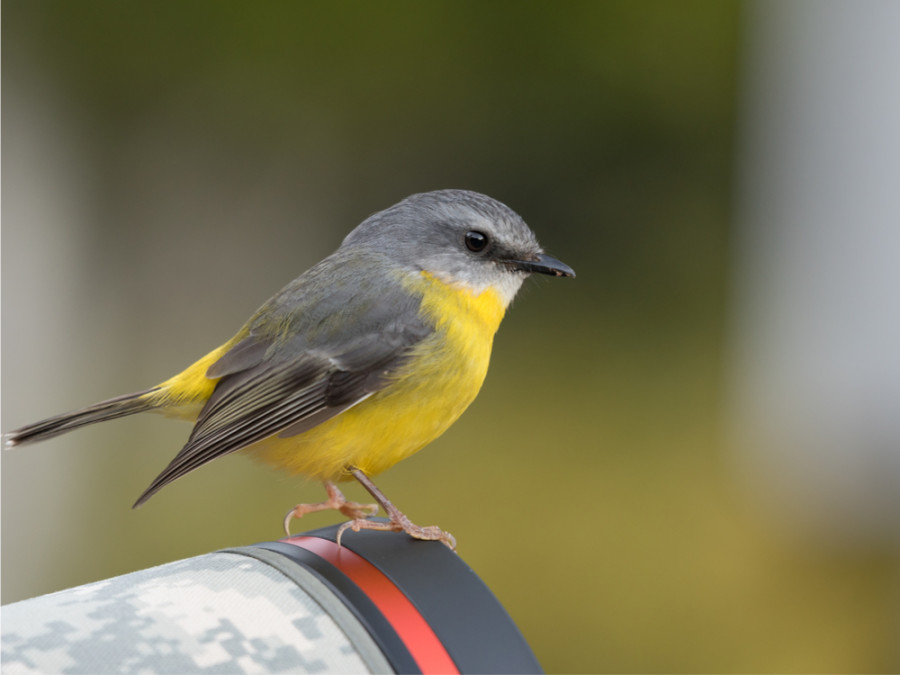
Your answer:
[2,2,897,672]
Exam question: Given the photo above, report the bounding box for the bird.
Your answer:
[4,189,574,549]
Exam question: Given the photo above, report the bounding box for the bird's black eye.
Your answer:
[465,230,489,253]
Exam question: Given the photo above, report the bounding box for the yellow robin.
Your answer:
[4,189,575,548]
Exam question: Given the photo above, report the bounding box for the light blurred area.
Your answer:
[1,2,898,672]
[730,0,900,548]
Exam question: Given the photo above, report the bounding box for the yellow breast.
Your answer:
[249,271,507,481]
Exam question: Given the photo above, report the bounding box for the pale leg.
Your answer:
[335,467,456,550]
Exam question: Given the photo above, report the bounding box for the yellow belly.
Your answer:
[247,272,507,482]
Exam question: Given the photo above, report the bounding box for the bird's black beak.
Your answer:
[509,253,576,278]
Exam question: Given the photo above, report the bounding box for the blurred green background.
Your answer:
[3,2,898,672]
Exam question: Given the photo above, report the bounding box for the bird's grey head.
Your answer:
[341,190,574,305]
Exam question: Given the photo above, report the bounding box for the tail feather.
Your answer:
[3,388,161,448]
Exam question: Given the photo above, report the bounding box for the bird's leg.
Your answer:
[283,481,378,536]
[336,467,457,550]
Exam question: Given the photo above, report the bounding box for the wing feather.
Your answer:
[133,260,432,507]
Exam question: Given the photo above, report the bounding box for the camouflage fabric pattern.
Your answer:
[1,549,391,674]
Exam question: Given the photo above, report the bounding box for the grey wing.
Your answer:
[133,277,432,507]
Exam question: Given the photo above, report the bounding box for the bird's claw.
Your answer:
[283,482,378,536]
[335,516,456,550]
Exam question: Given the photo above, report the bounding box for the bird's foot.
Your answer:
[336,508,457,550]
[283,481,378,536]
